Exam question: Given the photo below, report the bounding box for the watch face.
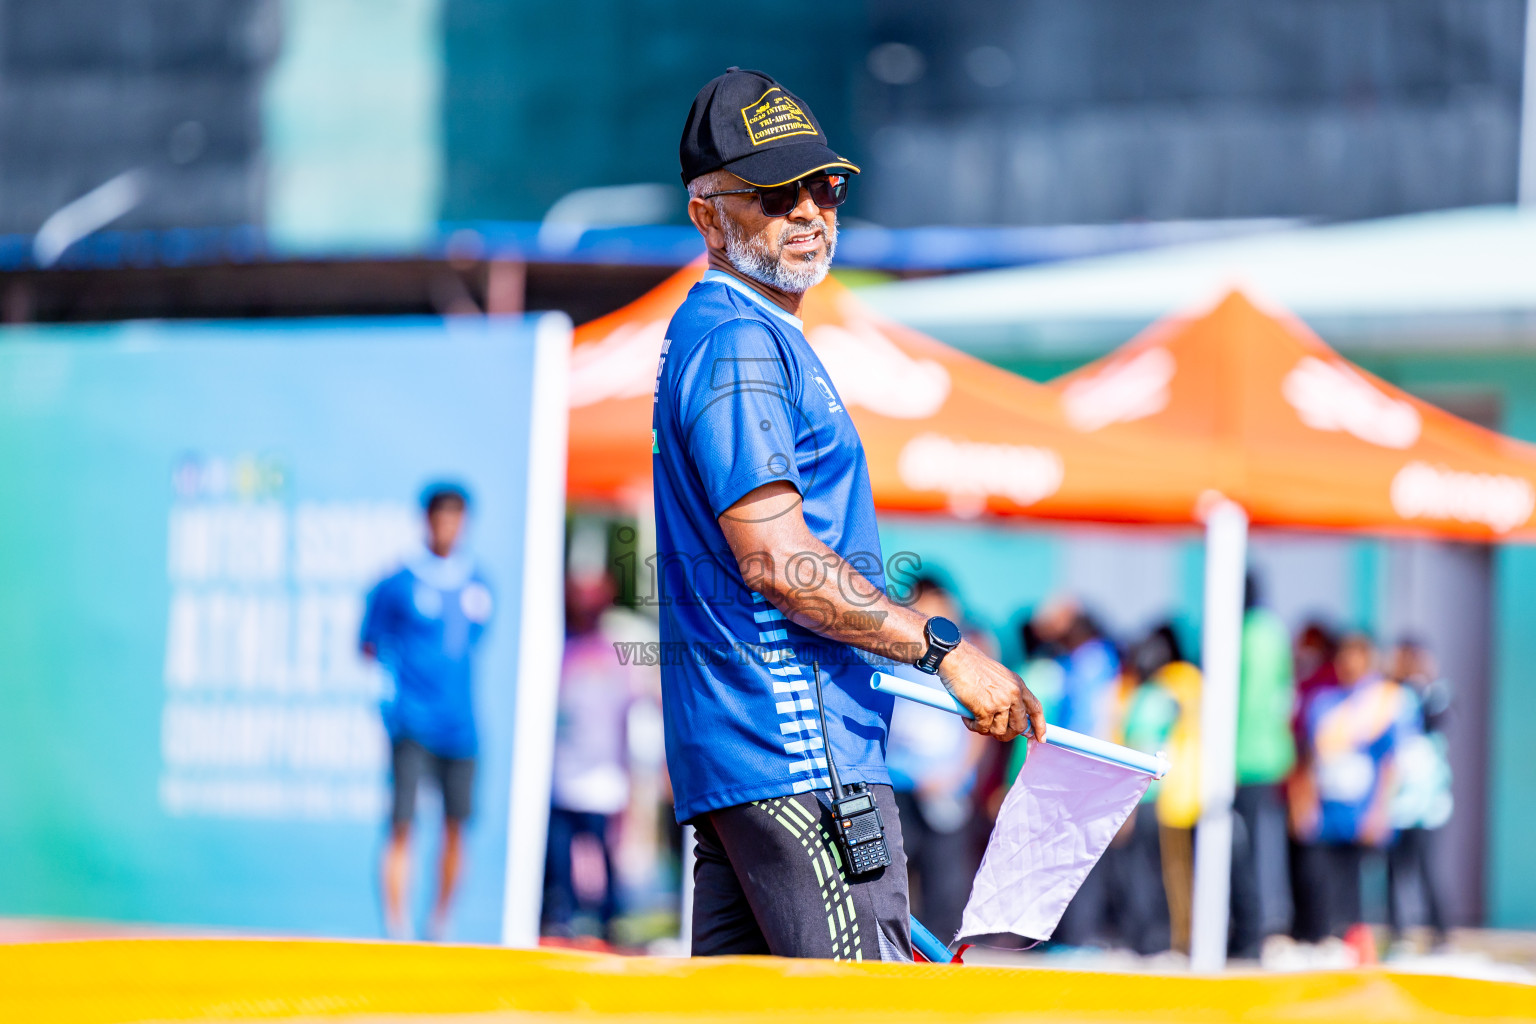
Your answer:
[927,616,962,648]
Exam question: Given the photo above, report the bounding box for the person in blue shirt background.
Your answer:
[1031,597,1121,740]
[1027,596,1122,948]
[1302,633,1409,947]
[659,69,1044,960]
[361,483,494,940]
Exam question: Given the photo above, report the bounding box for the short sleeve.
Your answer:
[673,319,804,517]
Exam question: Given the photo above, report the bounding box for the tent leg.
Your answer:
[1190,499,1248,972]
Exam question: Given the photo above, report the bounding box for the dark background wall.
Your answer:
[0,0,275,235]
[0,0,1527,235]
[858,0,1526,225]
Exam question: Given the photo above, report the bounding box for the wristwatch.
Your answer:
[915,616,962,674]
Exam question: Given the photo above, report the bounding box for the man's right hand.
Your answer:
[938,642,1046,743]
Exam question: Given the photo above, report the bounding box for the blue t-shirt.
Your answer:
[652,269,893,823]
[1307,676,1409,844]
[361,550,494,759]
[1058,637,1121,739]
[884,663,974,795]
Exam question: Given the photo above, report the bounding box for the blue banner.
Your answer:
[0,315,569,943]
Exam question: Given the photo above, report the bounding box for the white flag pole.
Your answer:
[1189,498,1249,972]
[869,672,1166,778]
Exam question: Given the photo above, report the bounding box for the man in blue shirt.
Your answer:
[659,69,1045,960]
[361,484,494,940]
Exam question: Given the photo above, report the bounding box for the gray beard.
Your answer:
[721,214,836,295]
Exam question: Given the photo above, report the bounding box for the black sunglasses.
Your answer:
[700,173,850,218]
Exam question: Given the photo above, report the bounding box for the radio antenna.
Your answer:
[811,659,843,799]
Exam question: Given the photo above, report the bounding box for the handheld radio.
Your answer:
[811,660,891,877]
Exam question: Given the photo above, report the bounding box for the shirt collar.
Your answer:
[702,269,805,331]
[407,546,474,590]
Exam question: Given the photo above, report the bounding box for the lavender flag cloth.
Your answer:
[957,739,1152,946]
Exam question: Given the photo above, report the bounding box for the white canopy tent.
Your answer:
[859,205,1536,357]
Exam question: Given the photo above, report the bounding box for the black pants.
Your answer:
[1388,827,1446,939]
[1323,843,1364,938]
[1290,839,1373,941]
[691,784,912,961]
[1229,784,1285,958]
[1289,838,1332,943]
[893,790,977,943]
[542,807,618,934]
[1111,806,1171,955]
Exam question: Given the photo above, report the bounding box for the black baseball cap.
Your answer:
[679,68,860,187]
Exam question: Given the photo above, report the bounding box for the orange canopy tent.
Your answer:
[1045,290,1536,540]
[567,263,1212,521]
[1035,289,1536,969]
[570,270,1536,541]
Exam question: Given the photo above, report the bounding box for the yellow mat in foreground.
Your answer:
[4,939,1534,1024]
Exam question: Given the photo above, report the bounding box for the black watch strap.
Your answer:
[915,616,962,674]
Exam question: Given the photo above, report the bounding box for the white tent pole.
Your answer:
[1190,498,1248,972]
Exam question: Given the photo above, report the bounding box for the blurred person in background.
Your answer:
[1229,573,1296,959]
[361,484,494,940]
[1113,623,1193,956]
[1034,598,1120,740]
[1385,638,1453,952]
[999,616,1067,793]
[1015,617,1066,726]
[885,575,989,942]
[543,568,641,944]
[1034,599,1121,947]
[1123,627,1204,956]
[1287,620,1340,945]
[1294,623,1341,699]
[1303,633,1411,956]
